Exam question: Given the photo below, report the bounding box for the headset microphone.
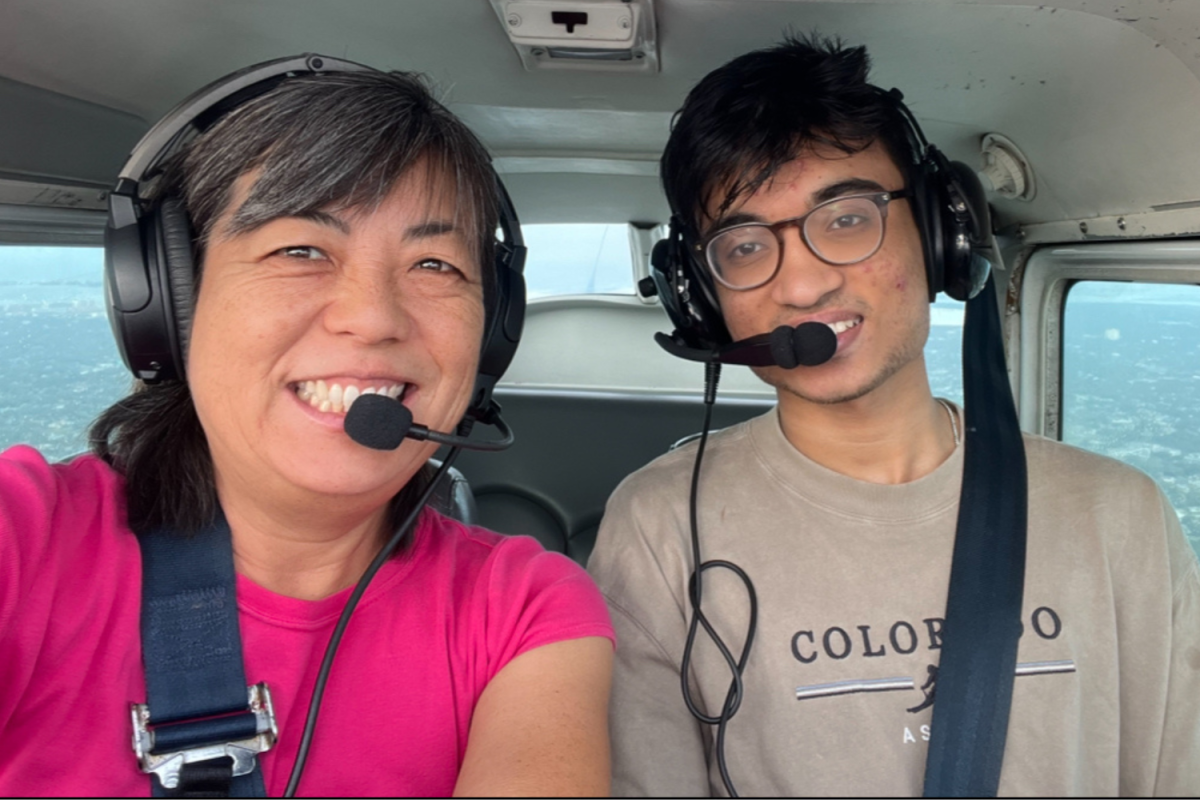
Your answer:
[654,321,837,369]
[344,393,515,452]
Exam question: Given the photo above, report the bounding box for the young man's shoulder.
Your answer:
[1020,431,1195,584]
[1021,430,1164,504]
[608,410,768,506]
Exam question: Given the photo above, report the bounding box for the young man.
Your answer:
[588,35,1200,796]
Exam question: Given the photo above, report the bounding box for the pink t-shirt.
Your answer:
[0,446,614,797]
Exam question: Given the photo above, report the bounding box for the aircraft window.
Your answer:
[926,296,964,406]
[521,223,635,298]
[1062,280,1200,556]
[0,246,129,462]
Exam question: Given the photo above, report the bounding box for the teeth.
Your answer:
[829,318,861,335]
[295,380,407,414]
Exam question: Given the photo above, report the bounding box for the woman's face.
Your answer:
[187,164,485,506]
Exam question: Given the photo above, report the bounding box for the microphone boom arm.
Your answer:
[409,413,515,451]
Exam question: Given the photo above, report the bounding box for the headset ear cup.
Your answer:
[689,259,730,346]
[476,260,524,384]
[157,196,196,374]
[104,194,149,377]
[941,160,993,301]
[469,196,527,417]
[649,238,685,328]
[651,222,731,349]
[880,89,993,303]
[911,165,944,301]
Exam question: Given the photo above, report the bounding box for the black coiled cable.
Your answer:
[679,359,758,798]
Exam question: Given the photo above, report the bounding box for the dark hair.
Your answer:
[91,69,497,535]
[660,32,916,235]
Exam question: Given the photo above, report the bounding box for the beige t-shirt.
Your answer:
[589,407,1200,796]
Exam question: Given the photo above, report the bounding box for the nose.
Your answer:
[322,260,413,345]
[769,225,845,309]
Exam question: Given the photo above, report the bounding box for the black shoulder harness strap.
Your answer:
[134,513,274,797]
[923,274,1029,796]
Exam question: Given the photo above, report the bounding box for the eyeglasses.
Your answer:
[698,190,913,291]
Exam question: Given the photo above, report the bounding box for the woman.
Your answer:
[0,60,614,796]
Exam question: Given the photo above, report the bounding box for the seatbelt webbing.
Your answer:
[139,514,267,798]
[922,274,1029,797]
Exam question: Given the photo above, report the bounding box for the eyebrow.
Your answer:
[812,178,888,205]
[292,214,457,240]
[293,210,350,234]
[706,177,891,235]
[405,220,457,240]
[299,215,459,240]
[231,212,459,241]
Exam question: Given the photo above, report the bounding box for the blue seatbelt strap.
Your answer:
[922,274,1029,797]
[134,512,275,797]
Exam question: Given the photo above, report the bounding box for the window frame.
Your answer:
[1017,240,1200,440]
[0,204,106,246]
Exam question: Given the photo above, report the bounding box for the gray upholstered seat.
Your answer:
[427,460,479,526]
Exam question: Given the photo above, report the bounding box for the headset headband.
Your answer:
[121,55,369,186]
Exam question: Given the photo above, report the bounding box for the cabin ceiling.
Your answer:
[2,0,1200,235]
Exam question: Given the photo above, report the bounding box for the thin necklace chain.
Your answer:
[937,398,961,448]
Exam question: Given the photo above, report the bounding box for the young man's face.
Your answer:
[706,140,931,405]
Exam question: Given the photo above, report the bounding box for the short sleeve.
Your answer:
[1152,489,1200,795]
[0,447,140,753]
[474,532,615,681]
[588,473,713,798]
[0,446,90,637]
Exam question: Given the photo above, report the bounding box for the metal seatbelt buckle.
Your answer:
[131,682,278,790]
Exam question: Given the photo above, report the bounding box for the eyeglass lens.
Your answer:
[706,195,887,289]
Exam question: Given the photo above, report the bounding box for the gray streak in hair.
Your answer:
[180,72,498,298]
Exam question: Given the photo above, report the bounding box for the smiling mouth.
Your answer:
[294,380,409,414]
[828,317,862,334]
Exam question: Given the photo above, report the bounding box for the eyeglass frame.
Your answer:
[695,189,914,291]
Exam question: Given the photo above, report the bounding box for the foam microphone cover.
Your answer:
[792,321,838,366]
[344,393,414,450]
[768,325,803,368]
[768,322,838,368]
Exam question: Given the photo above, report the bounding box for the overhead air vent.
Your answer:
[978,133,1036,202]
[491,0,659,74]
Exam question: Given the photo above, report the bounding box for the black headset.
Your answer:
[105,53,526,418]
[643,87,993,353]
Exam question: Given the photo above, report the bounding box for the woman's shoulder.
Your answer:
[411,509,613,653]
[0,445,132,563]
[0,447,138,638]
[415,508,592,588]
[0,445,125,517]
